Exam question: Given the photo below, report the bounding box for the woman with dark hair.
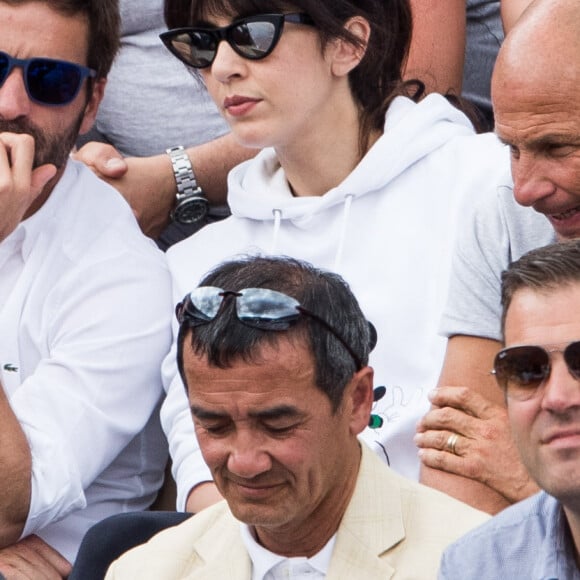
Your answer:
[158,0,510,513]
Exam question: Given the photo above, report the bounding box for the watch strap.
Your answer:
[166,145,204,200]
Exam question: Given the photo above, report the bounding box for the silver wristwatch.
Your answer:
[167,145,209,224]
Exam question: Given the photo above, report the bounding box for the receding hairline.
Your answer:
[493,0,579,89]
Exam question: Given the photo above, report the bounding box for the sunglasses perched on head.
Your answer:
[492,340,580,400]
[0,51,96,106]
[176,286,370,371]
[160,13,315,69]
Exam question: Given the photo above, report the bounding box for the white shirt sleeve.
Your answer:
[13,253,173,536]
[160,336,213,512]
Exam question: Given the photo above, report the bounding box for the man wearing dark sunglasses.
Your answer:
[0,1,173,577]
[416,0,580,514]
[105,256,487,579]
[439,240,580,578]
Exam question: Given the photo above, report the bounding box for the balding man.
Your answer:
[416,0,580,512]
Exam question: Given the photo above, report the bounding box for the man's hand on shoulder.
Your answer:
[0,535,71,580]
[416,385,539,504]
[0,133,56,242]
[73,142,174,238]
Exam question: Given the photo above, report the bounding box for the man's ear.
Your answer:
[79,77,106,135]
[328,16,371,77]
[344,366,374,436]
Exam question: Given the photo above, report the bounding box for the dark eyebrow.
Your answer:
[248,405,304,421]
[190,406,228,420]
[190,404,304,421]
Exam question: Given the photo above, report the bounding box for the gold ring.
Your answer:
[446,433,459,455]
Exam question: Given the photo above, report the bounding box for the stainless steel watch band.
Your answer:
[166,145,203,200]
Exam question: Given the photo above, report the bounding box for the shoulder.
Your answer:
[106,502,239,578]
[54,160,168,270]
[457,182,556,268]
[346,448,489,579]
[394,469,490,543]
[439,492,557,578]
[358,446,489,548]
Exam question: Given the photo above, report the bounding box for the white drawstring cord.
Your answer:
[334,194,354,269]
[269,208,282,254]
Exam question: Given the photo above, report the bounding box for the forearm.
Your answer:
[0,383,31,546]
[100,133,255,238]
[186,133,256,206]
[405,0,466,94]
[185,481,223,514]
[0,535,71,578]
[417,335,520,513]
[420,465,511,514]
[501,0,534,33]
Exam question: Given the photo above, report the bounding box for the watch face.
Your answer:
[173,196,209,224]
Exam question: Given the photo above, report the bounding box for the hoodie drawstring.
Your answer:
[334,194,354,270]
[269,208,282,254]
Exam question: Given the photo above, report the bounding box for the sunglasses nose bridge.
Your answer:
[538,352,580,410]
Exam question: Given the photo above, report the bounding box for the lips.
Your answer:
[223,95,261,112]
[549,205,580,221]
[543,428,580,444]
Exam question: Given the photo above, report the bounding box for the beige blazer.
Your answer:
[106,444,488,579]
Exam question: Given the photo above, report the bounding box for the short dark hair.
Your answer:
[3,0,120,78]
[501,240,580,336]
[177,255,373,410]
[164,0,416,153]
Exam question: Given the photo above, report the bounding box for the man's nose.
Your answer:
[226,431,272,479]
[511,153,557,207]
[540,357,580,414]
[0,68,32,120]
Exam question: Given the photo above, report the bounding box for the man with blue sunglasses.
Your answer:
[0,1,172,577]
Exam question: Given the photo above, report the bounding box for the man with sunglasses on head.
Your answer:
[439,240,580,579]
[416,0,580,513]
[0,0,172,576]
[105,255,487,579]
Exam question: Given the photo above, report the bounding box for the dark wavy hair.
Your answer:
[164,0,420,154]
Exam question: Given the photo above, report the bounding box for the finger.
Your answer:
[418,405,482,439]
[414,429,467,454]
[73,142,127,178]
[418,447,482,480]
[30,164,57,195]
[428,385,499,418]
[21,536,71,578]
[0,133,34,195]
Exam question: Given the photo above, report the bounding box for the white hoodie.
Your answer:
[162,94,511,509]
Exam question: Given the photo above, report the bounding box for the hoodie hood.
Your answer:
[227,93,476,222]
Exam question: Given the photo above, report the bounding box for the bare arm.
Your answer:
[0,133,54,545]
[74,133,256,238]
[185,482,223,514]
[0,535,71,580]
[501,0,534,34]
[416,335,538,513]
[0,384,32,547]
[405,0,466,94]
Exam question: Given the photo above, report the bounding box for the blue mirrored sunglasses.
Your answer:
[176,286,374,371]
[0,51,96,106]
